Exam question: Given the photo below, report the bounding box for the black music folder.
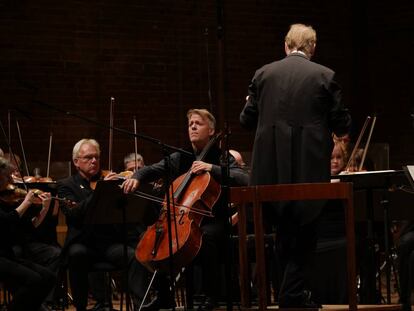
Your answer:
[84,180,159,225]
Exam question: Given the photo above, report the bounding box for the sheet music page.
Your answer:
[338,169,396,175]
[407,165,414,181]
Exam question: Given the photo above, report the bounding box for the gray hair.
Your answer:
[124,152,144,167]
[72,139,100,161]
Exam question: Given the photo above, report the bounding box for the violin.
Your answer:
[0,184,44,206]
[135,133,222,273]
[90,170,133,190]
[0,183,75,209]
[12,173,54,184]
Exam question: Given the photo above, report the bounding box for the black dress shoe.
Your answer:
[38,303,52,311]
[279,290,322,309]
[197,297,218,311]
[140,295,175,311]
[87,301,114,311]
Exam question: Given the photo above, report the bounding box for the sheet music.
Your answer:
[338,169,396,176]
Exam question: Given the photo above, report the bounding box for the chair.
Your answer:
[90,262,123,311]
[0,282,10,310]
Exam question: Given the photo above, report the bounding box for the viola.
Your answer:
[135,133,222,273]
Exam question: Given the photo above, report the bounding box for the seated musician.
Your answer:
[122,109,248,311]
[0,156,56,311]
[57,139,148,311]
[12,188,62,309]
[124,152,145,172]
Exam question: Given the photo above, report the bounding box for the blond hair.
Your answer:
[285,23,317,58]
[187,109,216,130]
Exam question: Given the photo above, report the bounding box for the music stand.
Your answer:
[84,180,159,311]
[84,180,158,226]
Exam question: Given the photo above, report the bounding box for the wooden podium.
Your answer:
[229,182,356,311]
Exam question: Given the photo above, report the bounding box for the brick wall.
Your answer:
[0,0,413,177]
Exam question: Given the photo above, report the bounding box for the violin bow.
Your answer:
[8,110,12,156]
[359,115,377,171]
[344,116,371,171]
[16,119,30,177]
[134,115,139,171]
[108,97,115,172]
[46,132,52,178]
[0,119,29,191]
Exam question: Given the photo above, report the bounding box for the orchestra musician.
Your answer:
[240,23,352,308]
[122,109,249,311]
[57,139,148,311]
[1,151,62,308]
[11,188,62,310]
[0,156,56,311]
[124,152,145,172]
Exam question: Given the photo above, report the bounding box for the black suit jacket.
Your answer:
[57,173,103,249]
[240,53,352,225]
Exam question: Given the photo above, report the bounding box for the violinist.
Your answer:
[0,156,56,311]
[57,139,148,311]
[9,184,62,309]
[123,109,248,311]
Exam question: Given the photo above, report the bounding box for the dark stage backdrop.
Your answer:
[0,0,413,178]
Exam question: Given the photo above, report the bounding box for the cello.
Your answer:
[135,133,222,273]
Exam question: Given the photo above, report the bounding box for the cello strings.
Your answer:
[129,190,214,217]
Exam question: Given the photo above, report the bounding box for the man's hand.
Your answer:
[191,161,212,175]
[122,178,140,194]
[103,171,119,181]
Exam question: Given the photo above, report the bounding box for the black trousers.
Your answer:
[0,256,56,311]
[14,241,62,302]
[195,220,227,302]
[398,230,414,310]
[275,219,318,306]
[67,242,148,310]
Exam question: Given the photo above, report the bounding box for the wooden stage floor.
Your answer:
[65,302,404,311]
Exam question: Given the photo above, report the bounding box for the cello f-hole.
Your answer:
[178,209,185,225]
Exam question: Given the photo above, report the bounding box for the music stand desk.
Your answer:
[230,182,356,311]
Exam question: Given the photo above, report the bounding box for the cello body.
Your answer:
[136,171,221,273]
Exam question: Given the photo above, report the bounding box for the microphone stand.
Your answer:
[220,124,233,311]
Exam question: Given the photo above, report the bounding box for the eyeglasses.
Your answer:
[77,155,100,162]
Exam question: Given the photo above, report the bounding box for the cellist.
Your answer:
[123,109,248,311]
